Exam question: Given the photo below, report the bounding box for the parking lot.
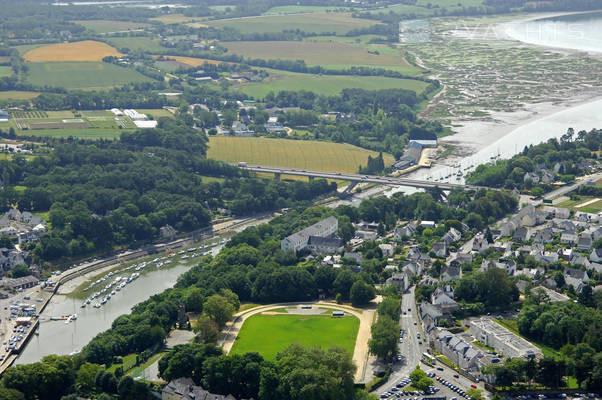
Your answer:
[379,371,477,400]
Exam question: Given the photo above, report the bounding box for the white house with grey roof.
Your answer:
[281,216,339,253]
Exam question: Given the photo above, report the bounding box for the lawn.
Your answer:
[221,41,409,67]
[73,19,150,34]
[107,353,137,374]
[236,70,429,98]
[25,62,153,90]
[17,128,126,140]
[23,41,123,62]
[0,66,12,78]
[136,108,174,118]
[263,5,352,15]
[150,14,207,24]
[230,313,359,360]
[207,136,394,172]
[206,12,383,35]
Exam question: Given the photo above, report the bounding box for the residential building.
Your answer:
[441,265,462,281]
[433,330,484,369]
[432,241,447,258]
[281,216,339,253]
[1,275,39,290]
[470,317,542,359]
[442,227,461,245]
[162,378,245,400]
[564,268,589,292]
[386,272,409,292]
[590,248,602,263]
[394,222,416,239]
[379,243,394,257]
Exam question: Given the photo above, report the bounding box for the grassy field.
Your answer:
[230,313,359,360]
[207,136,394,172]
[150,14,207,24]
[236,69,429,98]
[107,36,165,52]
[23,41,123,62]
[0,91,41,100]
[73,20,150,33]
[25,62,153,90]
[0,66,12,77]
[222,41,409,67]
[369,0,484,15]
[16,128,125,139]
[207,12,383,35]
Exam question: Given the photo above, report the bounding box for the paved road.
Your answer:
[240,165,491,191]
[543,172,602,201]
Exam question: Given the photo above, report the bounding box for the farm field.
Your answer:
[107,36,165,52]
[368,0,484,15]
[73,19,150,33]
[18,128,125,140]
[207,136,394,172]
[149,14,207,24]
[263,5,352,15]
[23,41,123,62]
[0,91,41,100]
[221,41,409,67]
[236,69,429,98]
[230,313,359,360]
[155,55,224,67]
[135,108,174,118]
[25,62,153,90]
[0,66,12,77]
[206,12,383,35]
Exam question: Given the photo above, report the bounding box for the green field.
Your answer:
[230,313,359,360]
[25,62,153,90]
[73,19,150,34]
[207,136,394,172]
[0,66,12,78]
[16,128,126,139]
[222,40,410,68]
[0,91,41,100]
[207,12,383,35]
[107,36,165,52]
[369,0,484,15]
[236,69,429,98]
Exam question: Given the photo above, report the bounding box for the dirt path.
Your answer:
[218,300,377,382]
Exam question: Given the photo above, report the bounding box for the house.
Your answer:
[571,255,591,269]
[481,260,515,276]
[281,216,339,253]
[420,303,444,325]
[162,377,245,400]
[403,260,423,277]
[560,248,574,261]
[1,275,39,291]
[590,248,602,263]
[442,227,462,244]
[343,252,363,264]
[524,172,540,184]
[472,233,489,252]
[535,251,559,264]
[379,243,394,257]
[231,121,254,137]
[355,230,377,240]
[561,232,579,245]
[532,228,553,244]
[499,220,517,237]
[564,268,589,292]
[578,236,593,251]
[433,329,484,369]
[541,170,555,184]
[542,206,570,219]
[393,141,423,170]
[420,220,436,229]
[441,265,462,281]
[447,252,472,268]
[18,223,46,244]
[265,118,285,133]
[431,285,457,311]
[432,241,447,258]
[394,222,416,239]
[386,272,409,292]
[574,211,599,223]
[306,236,343,254]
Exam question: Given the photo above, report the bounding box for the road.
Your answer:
[240,165,491,191]
[543,172,602,201]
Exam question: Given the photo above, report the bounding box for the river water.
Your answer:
[17,263,193,364]
[505,11,602,54]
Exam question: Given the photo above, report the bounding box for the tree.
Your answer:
[194,315,219,345]
[409,366,434,391]
[368,316,398,360]
[333,270,357,301]
[536,358,565,389]
[184,287,204,312]
[203,294,235,329]
[349,280,376,306]
[466,388,484,400]
[75,362,103,394]
[9,264,30,278]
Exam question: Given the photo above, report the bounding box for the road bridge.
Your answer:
[239,164,490,191]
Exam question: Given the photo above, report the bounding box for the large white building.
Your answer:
[281,216,338,253]
[469,317,542,359]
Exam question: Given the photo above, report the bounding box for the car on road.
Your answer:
[453,374,459,378]
[437,367,444,371]
[470,384,477,389]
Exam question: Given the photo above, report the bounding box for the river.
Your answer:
[17,263,193,364]
[505,11,602,54]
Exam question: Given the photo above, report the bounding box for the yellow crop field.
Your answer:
[207,136,394,173]
[157,56,224,67]
[23,41,124,62]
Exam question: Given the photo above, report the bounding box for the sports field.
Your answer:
[230,313,359,360]
[25,62,153,90]
[222,41,408,67]
[73,20,150,33]
[207,136,394,172]
[236,70,429,98]
[23,41,123,62]
[206,12,383,35]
